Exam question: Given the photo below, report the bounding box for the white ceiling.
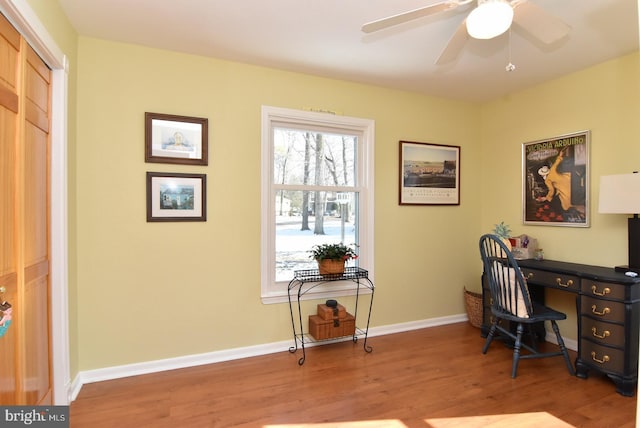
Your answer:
[58,0,638,102]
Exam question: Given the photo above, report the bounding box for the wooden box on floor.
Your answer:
[308,313,356,340]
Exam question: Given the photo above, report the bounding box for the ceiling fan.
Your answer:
[361,0,570,65]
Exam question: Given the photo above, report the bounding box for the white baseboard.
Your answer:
[545,330,578,352]
[70,314,467,401]
[71,339,289,400]
[69,313,576,401]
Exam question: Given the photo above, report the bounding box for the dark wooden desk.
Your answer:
[482,259,640,396]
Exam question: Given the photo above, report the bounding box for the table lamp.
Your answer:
[598,172,640,273]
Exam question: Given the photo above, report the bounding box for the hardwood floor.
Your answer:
[70,322,636,427]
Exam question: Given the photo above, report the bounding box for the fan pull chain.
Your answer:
[505,27,516,72]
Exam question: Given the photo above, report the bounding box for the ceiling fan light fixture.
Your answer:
[466,0,514,40]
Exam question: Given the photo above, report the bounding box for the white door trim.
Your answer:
[0,0,71,405]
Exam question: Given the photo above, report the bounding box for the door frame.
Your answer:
[0,0,70,405]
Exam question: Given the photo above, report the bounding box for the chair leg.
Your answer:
[511,323,524,378]
[550,320,575,376]
[482,318,499,354]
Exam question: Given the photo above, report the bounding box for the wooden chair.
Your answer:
[478,234,575,378]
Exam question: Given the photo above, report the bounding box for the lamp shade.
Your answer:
[598,173,640,214]
[466,0,514,40]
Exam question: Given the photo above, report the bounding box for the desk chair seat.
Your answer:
[479,234,575,378]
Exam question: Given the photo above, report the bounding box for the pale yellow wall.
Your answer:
[479,52,640,338]
[74,37,482,370]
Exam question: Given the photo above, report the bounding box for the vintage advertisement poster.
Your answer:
[523,131,589,227]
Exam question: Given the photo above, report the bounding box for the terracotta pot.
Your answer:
[318,259,345,275]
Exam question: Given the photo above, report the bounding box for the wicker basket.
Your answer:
[464,287,483,328]
[318,259,345,275]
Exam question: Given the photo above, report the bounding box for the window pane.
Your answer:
[273,127,356,187]
[275,191,358,282]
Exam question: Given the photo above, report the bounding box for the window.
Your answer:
[261,106,374,303]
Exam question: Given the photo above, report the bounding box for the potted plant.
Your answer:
[493,221,512,250]
[309,243,358,275]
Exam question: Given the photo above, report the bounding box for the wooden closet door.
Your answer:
[21,42,52,405]
[0,13,52,405]
[0,12,20,405]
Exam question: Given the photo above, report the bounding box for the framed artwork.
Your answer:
[145,112,208,165]
[522,130,590,227]
[399,141,460,205]
[146,172,207,222]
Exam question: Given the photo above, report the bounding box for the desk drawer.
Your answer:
[580,316,625,348]
[580,296,625,323]
[580,340,625,375]
[520,268,579,292]
[581,280,626,301]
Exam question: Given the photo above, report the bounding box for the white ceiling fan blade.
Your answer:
[513,1,570,44]
[435,19,468,65]
[361,1,462,34]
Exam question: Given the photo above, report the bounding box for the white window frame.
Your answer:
[261,106,374,304]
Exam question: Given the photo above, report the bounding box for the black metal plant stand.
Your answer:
[287,267,374,365]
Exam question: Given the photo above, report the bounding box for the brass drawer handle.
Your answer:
[591,305,611,316]
[591,327,610,339]
[556,278,573,288]
[591,351,610,364]
[526,272,534,280]
[591,285,611,296]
